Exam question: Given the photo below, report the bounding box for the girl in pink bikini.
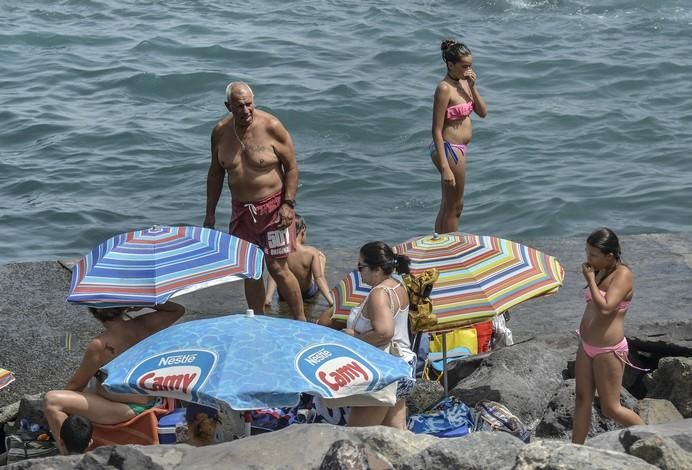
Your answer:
[572,228,644,444]
[431,39,488,233]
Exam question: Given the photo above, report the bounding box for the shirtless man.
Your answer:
[204,81,304,320]
[264,214,334,309]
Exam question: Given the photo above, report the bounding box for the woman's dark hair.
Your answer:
[87,306,127,322]
[360,241,411,275]
[586,227,622,261]
[441,39,472,64]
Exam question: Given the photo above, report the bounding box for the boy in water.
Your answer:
[264,214,333,308]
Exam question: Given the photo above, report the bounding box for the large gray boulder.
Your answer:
[628,435,692,470]
[586,419,692,454]
[451,334,576,429]
[398,431,525,470]
[638,398,684,425]
[535,379,639,439]
[0,401,19,429]
[514,439,658,470]
[318,439,393,470]
[4,445,161,470]
[140,424,435,470]
[627,322,692,357]
[644,356,692,418]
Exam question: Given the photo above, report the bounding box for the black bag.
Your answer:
[4,431,59,463]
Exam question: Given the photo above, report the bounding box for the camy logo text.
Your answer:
[296,343,381,398]
[316,357,372,393]
[137,365,200,394]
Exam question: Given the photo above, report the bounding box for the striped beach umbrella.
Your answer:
[331,269,373,321]
[0,368,15,391]
[331,232,564,331]
[67,226,264,307]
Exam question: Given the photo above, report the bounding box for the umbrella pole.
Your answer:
[244,411,252,438]
[442,332,449,398]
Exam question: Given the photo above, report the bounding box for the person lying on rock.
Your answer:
[44,302,185,454]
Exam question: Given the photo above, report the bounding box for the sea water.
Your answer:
[1,0,691,262]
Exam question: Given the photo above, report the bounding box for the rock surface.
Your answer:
[4,414,692,469]
[627,322,692,356]
[638,398,684,425]
[0,262,101,408]
[514,439,659,469]
[2,233,692,468]
[628,435,692,470]
[397,431,524,470]
[535,379,639,439]
[451,334,576,429]
[644,356,692,418]
[405,380,444,415]
[586,419,692,454]
[318,439,393,470]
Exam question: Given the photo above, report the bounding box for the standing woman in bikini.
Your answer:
[572,228,644,444]
[432,39,488,233]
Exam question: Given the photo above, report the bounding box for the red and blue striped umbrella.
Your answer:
[67,225,264,307]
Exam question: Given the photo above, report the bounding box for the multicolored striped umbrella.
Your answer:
[0,368,15,391]
[331,269,373,321]
[331,232,564,331]
[68,226,264,307]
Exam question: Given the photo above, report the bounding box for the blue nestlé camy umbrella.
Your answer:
[99,312,412,410]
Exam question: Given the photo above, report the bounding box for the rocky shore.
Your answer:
[1,233,691,469]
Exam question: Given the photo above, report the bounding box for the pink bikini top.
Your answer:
[583,287,632,311]
[446,100,474,121]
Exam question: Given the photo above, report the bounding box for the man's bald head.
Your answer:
[225,81,254,103]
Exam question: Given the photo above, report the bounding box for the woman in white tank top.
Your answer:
[342,241,416,429]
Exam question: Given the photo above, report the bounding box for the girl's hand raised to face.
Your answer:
[581,262,595,281]
[464,68,477,88]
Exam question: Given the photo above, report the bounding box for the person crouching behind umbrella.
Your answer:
[342,241,416,429]
[43,302,185,454]
[186,403,221,446]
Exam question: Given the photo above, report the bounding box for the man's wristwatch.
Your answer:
[282,199,296,209]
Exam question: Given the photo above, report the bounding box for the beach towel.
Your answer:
[407,396,474,438]
[87,398,174,451]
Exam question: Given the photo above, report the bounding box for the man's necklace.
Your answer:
[233,121,246,150]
